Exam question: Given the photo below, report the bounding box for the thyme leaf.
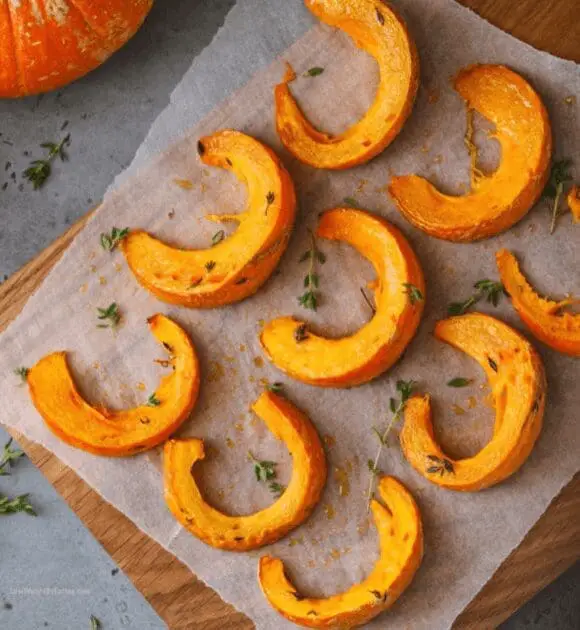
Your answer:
[100,227,129,252]
[23,134,70,189]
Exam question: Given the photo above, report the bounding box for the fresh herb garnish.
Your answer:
[100,227,129,252]
[298,230,326,311]
[205,260,216,272]
[343,196,358,207]
[448,279,506,315]
[447,377,472,388]
[543,159,573,234]
[0,493,36,516]
[268,482,286,497]
[146,393,161,407]
[0,439,25,476]
[426,454,454,476]
[266,382,284,394]
[14,367,29,383]
[403,283,424,306]
[211,230,225,246]
[90,615,102,630]
[96,303,121,329]
[487,357,498,372]
[23,134,70,189]
[366,380,416,508]
[248,452,286,497]
[304,67,324,77]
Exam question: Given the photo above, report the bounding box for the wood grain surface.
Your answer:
[1,1,578,628]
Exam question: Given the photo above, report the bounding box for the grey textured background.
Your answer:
[0,1,577,629]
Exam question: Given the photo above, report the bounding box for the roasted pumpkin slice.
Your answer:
[261,208,425,387]
[389,64,552,241]
[497,249,580,356]
[123,130,296,308]
[275,0,419,169]
[27,315,200,457]
[400,313,546,491]
[258,476,423,629]
[568,185,580,222]
[163,391,326,551]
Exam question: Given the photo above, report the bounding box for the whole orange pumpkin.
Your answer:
[0,0,154,98]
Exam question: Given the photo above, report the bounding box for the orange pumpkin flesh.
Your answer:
[258,476,423,629]
[163,391,326,551]
[568,185,580,222]
[400,313,546,491]
[261,208,425,387]
[0,0,154,98]
[275,0,419,169]
[122,130,297,308]
[389,64,552,241]
[497,249,580,356]
[27,314,200,457]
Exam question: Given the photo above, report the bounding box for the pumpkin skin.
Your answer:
[400,313,546,491]
[389,64,552,241]
[275,0,419,169]
[260,208,425,387]
[27,314,200,457]
[497,249,580,356]
[568,185,580,222]
[0,0,154,98]
[258,476,423,629]
[163,391,326,551]
[122,130,297,308]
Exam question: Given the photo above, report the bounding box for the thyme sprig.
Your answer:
[23,134,70,189]
[0,439,25,476]
[403,283,424,306]
[100,227,129,251]
[544,159,573,234]
[96,303,121,329]
[298,230,326,311]
[448,279,507,315]
[248,451,286,497]
[147,393,161,407]
[0,493,36,516]
[90,615,102,630]
[366,380,416,509]
[14,367,29,383]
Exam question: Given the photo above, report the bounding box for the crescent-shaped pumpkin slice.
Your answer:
[400,313,546,491]
[260,208,425,387]
[568,185,580,222]
[497,249,580,356]
[258,476,423,629]
[389,64,552,241]
[27,314,200,457]
[275,0,419,169]
[122,130,296,308]
[163,391,326,551]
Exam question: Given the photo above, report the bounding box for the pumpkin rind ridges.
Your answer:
[0,0,154,98]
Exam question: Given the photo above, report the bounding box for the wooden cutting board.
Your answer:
[1,1,579,628]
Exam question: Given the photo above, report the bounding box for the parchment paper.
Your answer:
[1,1,579,628]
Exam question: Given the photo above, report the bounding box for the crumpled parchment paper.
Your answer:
[1,1,578,628]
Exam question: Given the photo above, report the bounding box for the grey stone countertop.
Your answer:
[0,1,577,629]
